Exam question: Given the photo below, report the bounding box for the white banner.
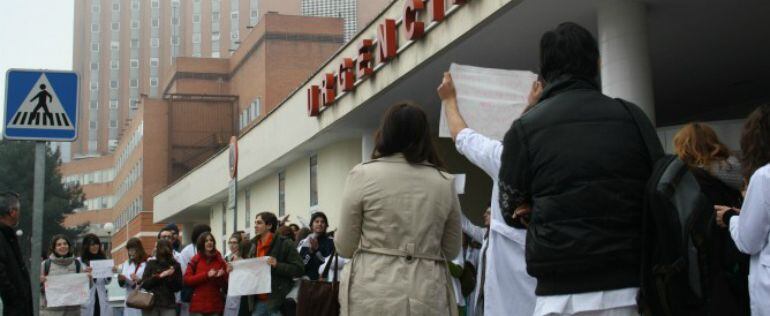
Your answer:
[89,259,115,279]
[45,273,90,308]
[439,63,538,141]
[228,257,272,296]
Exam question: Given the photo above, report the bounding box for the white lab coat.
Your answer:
[455,128,537,316]
[120,260,146,316]
[79,259,112,316]
[729,164,770,316]
[451,252,466,307]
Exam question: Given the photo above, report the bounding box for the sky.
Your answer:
[0,0,74,130]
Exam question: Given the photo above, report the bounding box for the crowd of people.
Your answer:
[1,21,769,316]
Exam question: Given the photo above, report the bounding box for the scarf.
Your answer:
[48,253,75,267]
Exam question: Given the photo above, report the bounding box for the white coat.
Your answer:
[729,164,770,315]
[120,261,146,316]
[80,276,112,316]
[455,128,537,316]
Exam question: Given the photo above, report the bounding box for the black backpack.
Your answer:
[619,99,715,315]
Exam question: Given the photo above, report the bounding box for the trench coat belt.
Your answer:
[358,246,445,262]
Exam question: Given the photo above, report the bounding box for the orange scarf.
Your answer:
[256,232,274,301]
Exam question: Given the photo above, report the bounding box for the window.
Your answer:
[130,98,139,110]
[231,11,239,20]
[151,0,159,8]
[110,60,119,69]
[310,155,318,207]
[212,32,221,41]
[278,172,285,216]
[212,51,220,58]
[212,12,220,22]
[90,62,99,70]
[110,120,118,128]
[91,23,99,32]
[130,79,138,88]
[131,0,140,10]
[172,17,180,26]
[152,19,159,28]
[172,0,180,8]
[110,99,118,108]
[151,38,160,48]
[111,41,119,51]
[192,34,201,44]
[91,42,99,52]
[250,98,260,120]
[90,100,98,109]
[130,59,139,68]
[231,32,239,40]
[110,80,118,89]
[131,20,140,29]
[90,81,98,90]
[112,3,120,11]
[130,39,139,48]
[193,15,201,23]
[90,121,97,129]
[171,36,180,46]
[150,58,159,68]
[91,3,100,13]
[150,77,158,87]
[111,22,119,31]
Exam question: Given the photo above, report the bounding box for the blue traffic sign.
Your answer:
[3,69,79,141]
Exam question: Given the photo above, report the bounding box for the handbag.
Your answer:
[126,288,155,310]
[296,250,340,316]
[125,261,155,310]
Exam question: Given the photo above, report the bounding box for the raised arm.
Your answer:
[437,72,468,141]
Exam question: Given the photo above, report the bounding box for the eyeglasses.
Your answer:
[160,235,174,240]
[228,241,239,244]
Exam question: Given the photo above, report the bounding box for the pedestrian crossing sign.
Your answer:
[3,69,79,141]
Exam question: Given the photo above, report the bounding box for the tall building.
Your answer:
[62,0,390,262]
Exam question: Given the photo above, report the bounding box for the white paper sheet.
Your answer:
[89,259,115,279]
[227,257,272,296]
[44,273,90,308]
[439,63,538,141]
[453,174,466,195]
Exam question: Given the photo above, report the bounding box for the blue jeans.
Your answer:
[251,302,280,316]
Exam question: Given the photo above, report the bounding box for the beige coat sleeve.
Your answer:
[441,191,462,260]
[335,166,365,258]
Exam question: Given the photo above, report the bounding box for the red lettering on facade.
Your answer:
[321,73,337,106]
[338,58,356,92]
[404,0,425,40]
[431,0,445,22]
[307,85,320,116]
[377,19,398,65]
[452,0,468,5]
[357,39,374,79]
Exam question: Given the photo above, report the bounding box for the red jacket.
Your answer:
[183,250,228,314]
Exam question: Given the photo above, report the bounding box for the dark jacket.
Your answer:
[246,234,304,311]
[0,223,33,316]
[690,168,750,315]
[183,251,228,314]
[141,259,183,309]
[499,76,658,295]
[298,234,335,280]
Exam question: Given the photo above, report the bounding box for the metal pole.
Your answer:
[31,141,46,316]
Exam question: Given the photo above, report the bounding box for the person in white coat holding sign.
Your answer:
[80,234,112,316]
[437,71,541,316]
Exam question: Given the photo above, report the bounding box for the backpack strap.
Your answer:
[44,259,51,276]
[75,259,81,273]
[617,98,665,164]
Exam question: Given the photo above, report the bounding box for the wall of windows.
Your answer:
[301,0,358,42]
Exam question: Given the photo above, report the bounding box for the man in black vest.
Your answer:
[498,22,660,315]
[0,192,33,316]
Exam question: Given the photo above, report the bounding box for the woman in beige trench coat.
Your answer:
[335,102,462,316]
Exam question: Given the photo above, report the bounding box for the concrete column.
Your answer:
[598,0,656,124]
[361,130,375,162]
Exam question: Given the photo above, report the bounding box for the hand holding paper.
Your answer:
[227,257,271,296]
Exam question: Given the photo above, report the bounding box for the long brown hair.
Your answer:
[673,122,731,168]
[126,237,148,263]
[740,105,770,181]
[155,239,176,265]
[48,234,73,258]
[371,101,445,169]
[196,232,217,254]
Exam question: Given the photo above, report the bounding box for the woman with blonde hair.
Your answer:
[673,122,743,190]
[674,122,749,314]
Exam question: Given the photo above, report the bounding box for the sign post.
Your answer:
[228,136,238,233]
[3,69,79,315]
